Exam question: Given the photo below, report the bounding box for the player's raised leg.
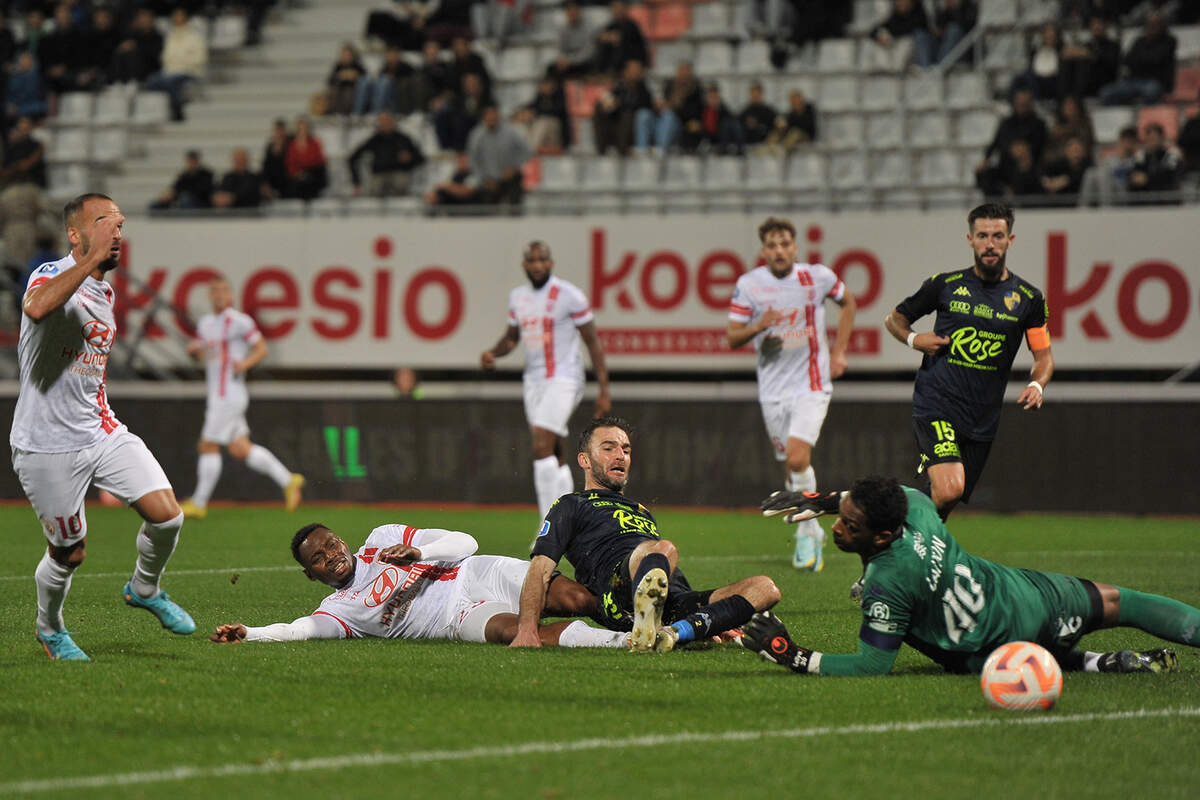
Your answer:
[658,573,781,652]
[627,540,676,652]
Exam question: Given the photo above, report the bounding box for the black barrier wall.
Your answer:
[1,398,1196,513]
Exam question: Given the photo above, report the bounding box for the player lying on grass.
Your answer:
[511,416,781,653]
[740,475,1197,676]
[210,523,628,648]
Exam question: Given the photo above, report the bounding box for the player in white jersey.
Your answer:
[179,276,304,520]
[727,217,856,572]
[480,241,611,519]
[10,193,195,662]
[210,522,628,648]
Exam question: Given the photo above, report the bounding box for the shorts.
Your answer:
[12,427,173,546]
[523,377,584,438]
[587,553,709,632]
[912,416,993,503]
[760,391,832,461]
[200,400,251,445]
[446,554,528,642]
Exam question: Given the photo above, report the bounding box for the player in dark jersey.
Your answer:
[884,203,1054,519]
[741,476,1196,676]
[511,416,781,652]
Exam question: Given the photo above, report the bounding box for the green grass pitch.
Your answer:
[1,503,1198,799]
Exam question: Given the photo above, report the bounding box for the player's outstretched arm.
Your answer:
[23,214,124,321]
[761,490,844,523]
[740,612,900,676]
[211,615,345,644]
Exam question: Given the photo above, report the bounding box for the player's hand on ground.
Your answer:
[480,350,496,370]
[740,611,797,666]
[761,489,842,522]
[1018,383,1044,410]
[912,332,950,356]
[759,335,783,358]
[508,628,543,648]
[378,544,422,565]
[210,623,247,643]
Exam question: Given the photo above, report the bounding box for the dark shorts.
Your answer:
[586,553,711,632]
[912,416,993,504]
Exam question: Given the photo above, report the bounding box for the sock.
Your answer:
[1116,587,1200,646]
[130,512,184,598]
[1081,651,1103,672]
[558,620,628,648]
[246,444,292,488]
[671,595,755,645]
[788,467,823,543]
[533,455,560,518]
[35,552,75,636]
[631,552,671,607]
[557,463,574,497]
[192,452,222,507]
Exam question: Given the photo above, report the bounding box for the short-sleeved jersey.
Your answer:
[10,255,124,453]
[193,308,263,407]
[894,268,1048,441]
[507,275,593,384]
[313,525,468,640]
[858,489,1081,672]
[728,263,846,401]
[531,489,661,590]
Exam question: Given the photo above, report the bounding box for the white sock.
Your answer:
[533,455,560,518]
[192,452,222,507]
[787,467,822,542]
[557,620,629,648]
[246,444,292,488]
[35,552,75,635]
[557,463,575,497]
[131,512,183,597]
[1082,651,1103,672]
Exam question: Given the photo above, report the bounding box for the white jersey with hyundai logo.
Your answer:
[507,275,593,383]
[193,308,263,408]
[728,263,846,401]
[10,255,124,453]
[314,524,471,640]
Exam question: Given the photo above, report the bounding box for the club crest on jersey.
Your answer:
[82,320,114,349]
[365,565,401,607]
[1003,291,1021,311]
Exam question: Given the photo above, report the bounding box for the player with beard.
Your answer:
[509,416,781,652]
[884,203,1053,520]
[12,193,194,661]
[481,241,611,519]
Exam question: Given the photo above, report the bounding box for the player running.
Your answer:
[741,476,1195,676]
[884,203,1053,519]
[12,193,194,661]
[727,217,856,571]
[180,276,304,519]
[481,241,611,519]
[510,416,781,653]
[210,523,627,648]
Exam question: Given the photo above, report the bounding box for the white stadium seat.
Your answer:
[860,76,900,111]
[786,151,827,190]
[621,156,662,190]
[745,154,786,190]
[689,2,731,39]
[918,149,964,187]
[956,110,1000,148]
[49,129,90,162]
[946,72,989,110]
[909,112,951,148]
[131,92,170,125]
[903,74,943,111]
[736,41,772,75]
[538,156,579,191]
[979,0,1018,26]
[498,46,539,81]
[581,155,621,191]
[865,112,904,149]
[93,88,132,125]
[818,75,859,113]
[822,112,865,150]
[702,156,744,190]
[817,39,857,73]
[662,155,702,191]
[828,152,866,188]
[868,150,910,189]
[694,41,734,74]
[1092,106,1134,145]
[56,93,94,125]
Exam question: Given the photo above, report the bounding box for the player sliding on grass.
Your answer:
[741,475,1197,676]
[510,416,781,653]
[210,523,627,648]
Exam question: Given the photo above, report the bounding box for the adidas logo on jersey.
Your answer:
[953,286,972,297]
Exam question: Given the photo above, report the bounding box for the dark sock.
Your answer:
[1117,587,1200,646]
[671,595,755,644]
[1055,649,1085,671]
[631,553,671,607]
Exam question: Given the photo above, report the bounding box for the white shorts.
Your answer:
[760,391,833,461]
[523,378,584,438]
[12,427,173,546]
[200,400,250,445]
[446,554,528,643]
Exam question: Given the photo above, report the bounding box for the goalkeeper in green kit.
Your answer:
[741,475,1199,676]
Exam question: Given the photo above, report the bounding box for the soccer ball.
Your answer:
[980,641,1062,711]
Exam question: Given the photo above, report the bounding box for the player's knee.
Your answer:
[651,539,678,563]
[228,440,251,460]
[749,575,782,609]
[50,542,86,568]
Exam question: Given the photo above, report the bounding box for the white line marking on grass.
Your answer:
[0,565,295,583]
[4,707,1198,794]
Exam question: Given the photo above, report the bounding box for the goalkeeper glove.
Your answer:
[740,611,816,674]
[761,489,844,523]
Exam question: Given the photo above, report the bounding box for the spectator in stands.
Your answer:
[365,0,436,51]
[472,0,532,48]
[432,71,493,152]
[3,201,55,308]
[84,7,121,86]
[424,152,481,209]
[513,76,571,154]
[1098,10,1176,105]
[1128,121,1182,202]
[466,104,531,206]
[766,89,817,153]
[871,0,928,70]
[325,43,368,116]
[687,83,744,155]
[597,58,653,156]
[1178,101,1200,176]
[1080,124,1139,205]
[593,0,649,78]
[915,0,977,68]
[285,116,329,200]
[0,10,16,71]
[212,148,269,210]
[150,149,215,210]
[1058,15,1120,98]
[19,8,48,57]
[448,35,493,98]
[738,0,794,68]
[547,0,597,81]
[978,137,1044,204]
[348,111,427,197]
[976,89,1047,186]
[354,46,412,116]
[37,4,89,96]
[6,51,48,124]
[409,40,452,115]
[1040,135,1093,203]
[1045,95,1095,161]
[262,118,292,197]
[739,81,778,151]
[0,116,46,189]
[111,8,163,87]
[635,60,701,155]
[423,0,477,46]
[145,8,208,122]
[1012,22,1063,100]
[790,1,852,50]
